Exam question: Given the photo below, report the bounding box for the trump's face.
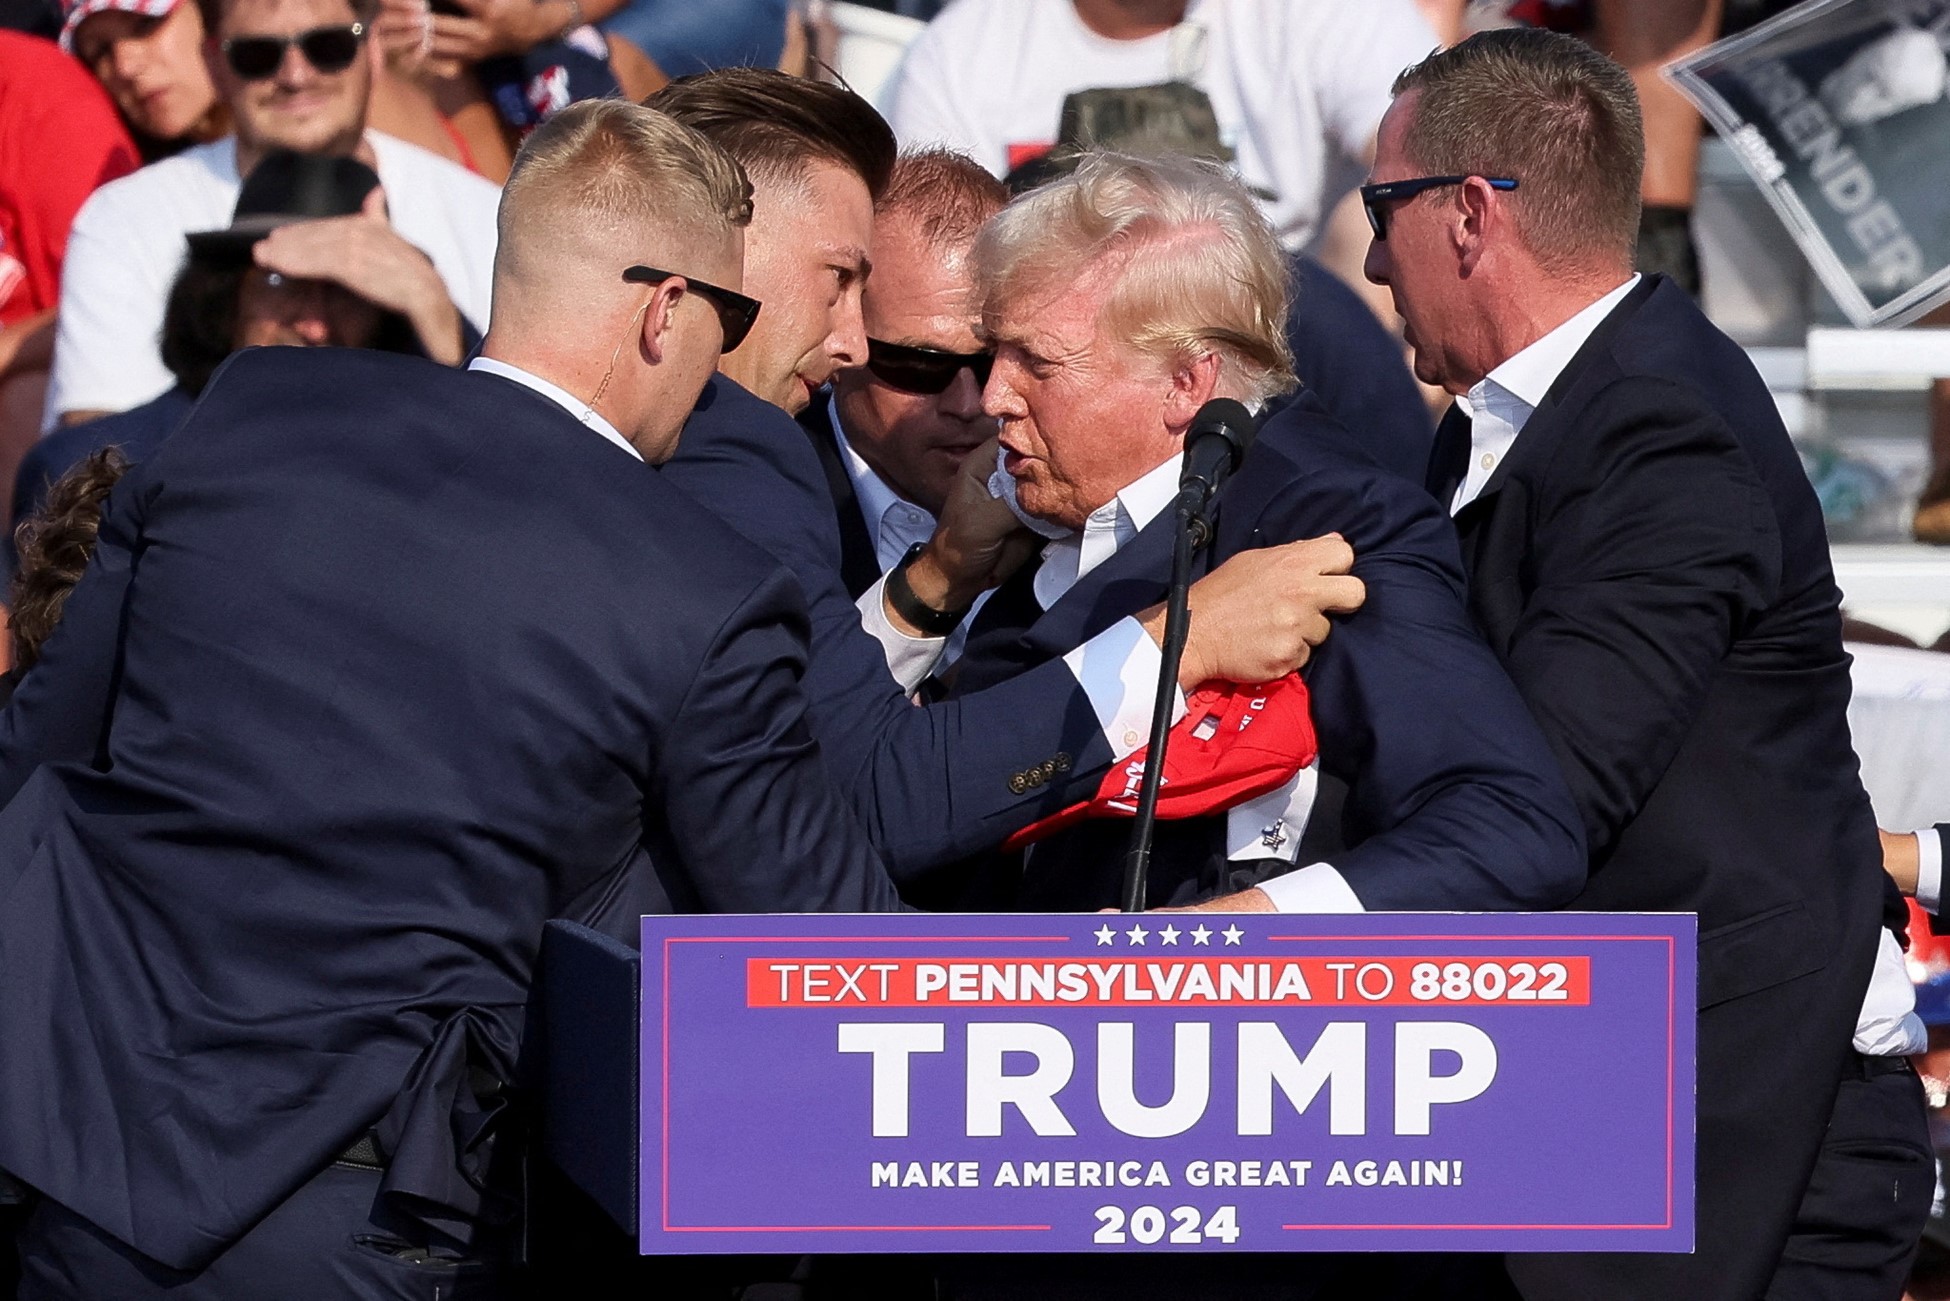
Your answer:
[982,263,1182,532]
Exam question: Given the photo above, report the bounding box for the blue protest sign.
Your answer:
[640,912,1694,1254]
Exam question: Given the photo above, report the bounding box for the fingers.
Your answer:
[1313,573,1366,615]
[359,186,390,224]
[427,15,488,62]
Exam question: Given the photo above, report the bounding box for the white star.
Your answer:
[1158,924,1181,946]
[1191,924,1213,946]
[1094,924,1116,946]
[1222,924,1244,946]
[1126,924,1148,946]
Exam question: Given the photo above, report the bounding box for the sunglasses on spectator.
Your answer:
[622,265,762,352]
[865,338,994,395]
[222,22,366,80]
[1360,175,1519,240]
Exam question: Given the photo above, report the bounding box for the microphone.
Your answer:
[1178,398,1257,512]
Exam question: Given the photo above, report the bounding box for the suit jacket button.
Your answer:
[1055,753,1072,772]
[1009,774,1028,795]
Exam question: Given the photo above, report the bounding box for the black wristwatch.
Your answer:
[886,542,973,638]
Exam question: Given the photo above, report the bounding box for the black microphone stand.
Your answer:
[1118,487,1214,914]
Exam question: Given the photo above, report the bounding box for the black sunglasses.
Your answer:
[623,265,762,352]
[1360,174,1518,240]
[222,22,366,80]
[864,338,993,395]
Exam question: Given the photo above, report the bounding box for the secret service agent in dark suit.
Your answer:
[952,393,1586,916]
[0,346,902,1295]
[0,102,901,1295]
[1372,31,1931,1300]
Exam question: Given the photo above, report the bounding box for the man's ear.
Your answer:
[639,281,684,365]
[1162,350,1224,432]
[1454,176,1500,277]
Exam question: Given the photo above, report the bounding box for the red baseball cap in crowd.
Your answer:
[1003,673,1318,852]
[60,0,180,53]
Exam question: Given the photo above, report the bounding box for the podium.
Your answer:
[539,912,1695,1256]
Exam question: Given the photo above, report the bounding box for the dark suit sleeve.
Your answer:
[660,394,1122,876]
[1277,469,1588,910]
[1500,377,1779,864]
[0,457,157,803]
[655,568,905,913]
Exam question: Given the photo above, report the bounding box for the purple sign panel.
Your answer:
[640,912,1695,1254]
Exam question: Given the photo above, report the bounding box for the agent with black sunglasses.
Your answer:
[1362,31,1930,1301]
[0,99,909,1296]
[47,0,499,427]
[797,150,1008,636]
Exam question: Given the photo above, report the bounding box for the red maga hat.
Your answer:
[1003,673,1317,852]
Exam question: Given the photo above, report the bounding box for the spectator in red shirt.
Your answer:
[0,30,138,527]
[60,0,227,162]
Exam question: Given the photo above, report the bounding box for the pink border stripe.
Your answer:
[1283,1222,1668,1231]
[666,1224,1052,1233]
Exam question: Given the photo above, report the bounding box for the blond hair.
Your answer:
[495,99,753,292]
[974,151,1294,405]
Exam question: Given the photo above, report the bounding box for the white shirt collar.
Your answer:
[467,356,640,461]
[1451,274,1639,512]
[1034,454,1181,611]
[827,398,937,572]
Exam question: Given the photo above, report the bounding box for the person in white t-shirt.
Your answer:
[884,0,1440,251]
[47,0,499,426]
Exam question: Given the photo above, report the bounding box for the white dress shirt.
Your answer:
[1444,274,1923,1056]
[1919,829,1943,915]
[467,357,639,461]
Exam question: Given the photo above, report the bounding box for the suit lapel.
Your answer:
[952,507,1182,696]
[796,390,883,599]
[1458,274,1660,519]
[1426,403,1473,504]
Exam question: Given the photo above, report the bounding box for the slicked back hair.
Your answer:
[646,68,897,202]
[877,148,1008,249]
[1391,27,1643,271]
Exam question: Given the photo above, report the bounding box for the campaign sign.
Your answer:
[1668,0,1950,326]
[640,912,1695,1254]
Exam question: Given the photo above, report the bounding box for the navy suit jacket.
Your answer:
[1431,276,1889,1300]
[0,348,898,1271]
[660,376,1131,884]
[951,390,1586,913]
[1272,254,1433,484]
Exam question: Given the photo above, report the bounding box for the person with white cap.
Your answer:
[59,0,227,161]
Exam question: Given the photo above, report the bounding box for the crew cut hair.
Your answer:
[646,68,897,202]
[1392,28,1643,270]
[878,148,1009,249]
[975,151,1295,406]
[496,98,752,284]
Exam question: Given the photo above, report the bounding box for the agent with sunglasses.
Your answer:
[799,150,1007,633]
[0,100,906,1296]
[47,0,499,428]
[1361,31,1930,1301]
